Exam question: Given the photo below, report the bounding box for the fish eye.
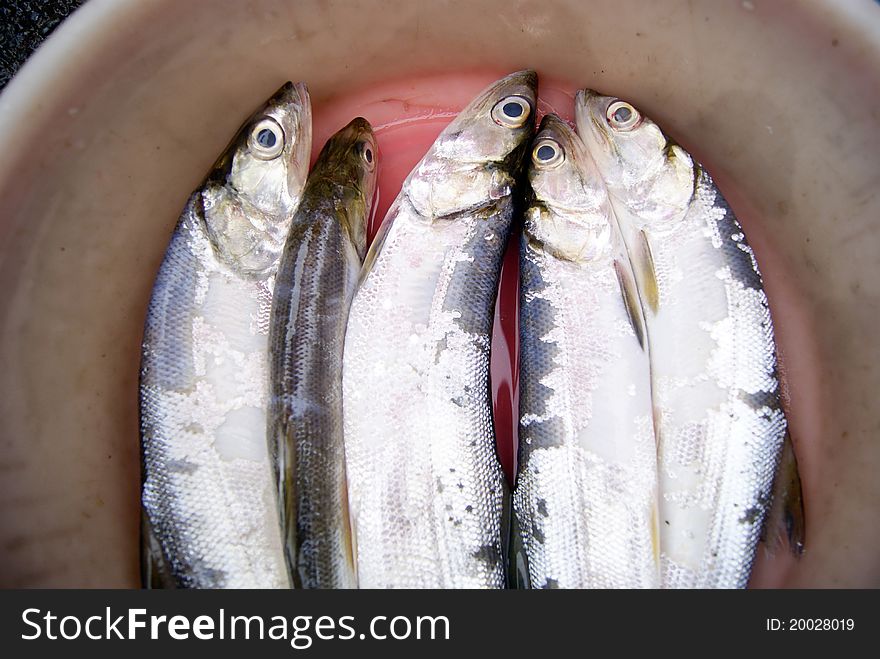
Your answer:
[491,96,532,128]
[531,138,564,168]
[248,118,285,159]
[606,101,641,132]
[359,140,376,171]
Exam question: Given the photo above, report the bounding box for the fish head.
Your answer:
[525,114,613,263]
[308,117,378,261]
[408,70,537,218]
[200,82,312,277]
[224,81,313,214]
[575,89,694,227]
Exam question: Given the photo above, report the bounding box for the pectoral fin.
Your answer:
[614,259,646,350]
[636,230,660,313]
[761,431,806,557]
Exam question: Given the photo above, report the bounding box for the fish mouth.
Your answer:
[537,112,571,136]
[535,113,582,150]
[531,114,576,170]
[508,69,538,89]
[469,70,539,123]
[264,81,311,125]
[337,116,377,155]
[493,69,538,107]
[270,81,312,199]
[262,81,312,134]
[533,113,592,177]
[575,89,613,142]
[491,69,538,90]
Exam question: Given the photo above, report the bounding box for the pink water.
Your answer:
[310,71,809,588]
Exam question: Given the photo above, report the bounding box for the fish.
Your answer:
[267,117,378,589]
[513,114,660,588]
[140,82,312,588]
[576,90,788,588]
[342,71,537,588]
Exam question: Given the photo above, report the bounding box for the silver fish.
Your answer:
[342,71,537,588]
[514,115,659,588]
[576,90,787,588]
[268,118,378,588]
[140,82,312,588]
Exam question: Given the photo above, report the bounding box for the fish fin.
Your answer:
[636,230,660,313]
[279,422,302,589]
[141,512,177,589]
[340,466,358,588]
[652,406,663,448]
[614,259,646,350]
[507,509,531,590]
[761,431,806,557]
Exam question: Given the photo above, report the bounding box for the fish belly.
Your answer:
[343,198,510,589]
[140,201,288,589]
[515,240,659,588]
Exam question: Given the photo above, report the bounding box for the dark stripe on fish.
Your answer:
[516,241,568,465]
[269,190,358,589]
[698,168,764,292]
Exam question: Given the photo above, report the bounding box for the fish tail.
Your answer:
[141,512,177,589]
[506,506,531,589]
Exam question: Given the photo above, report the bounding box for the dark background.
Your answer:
[0,0,85,89]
